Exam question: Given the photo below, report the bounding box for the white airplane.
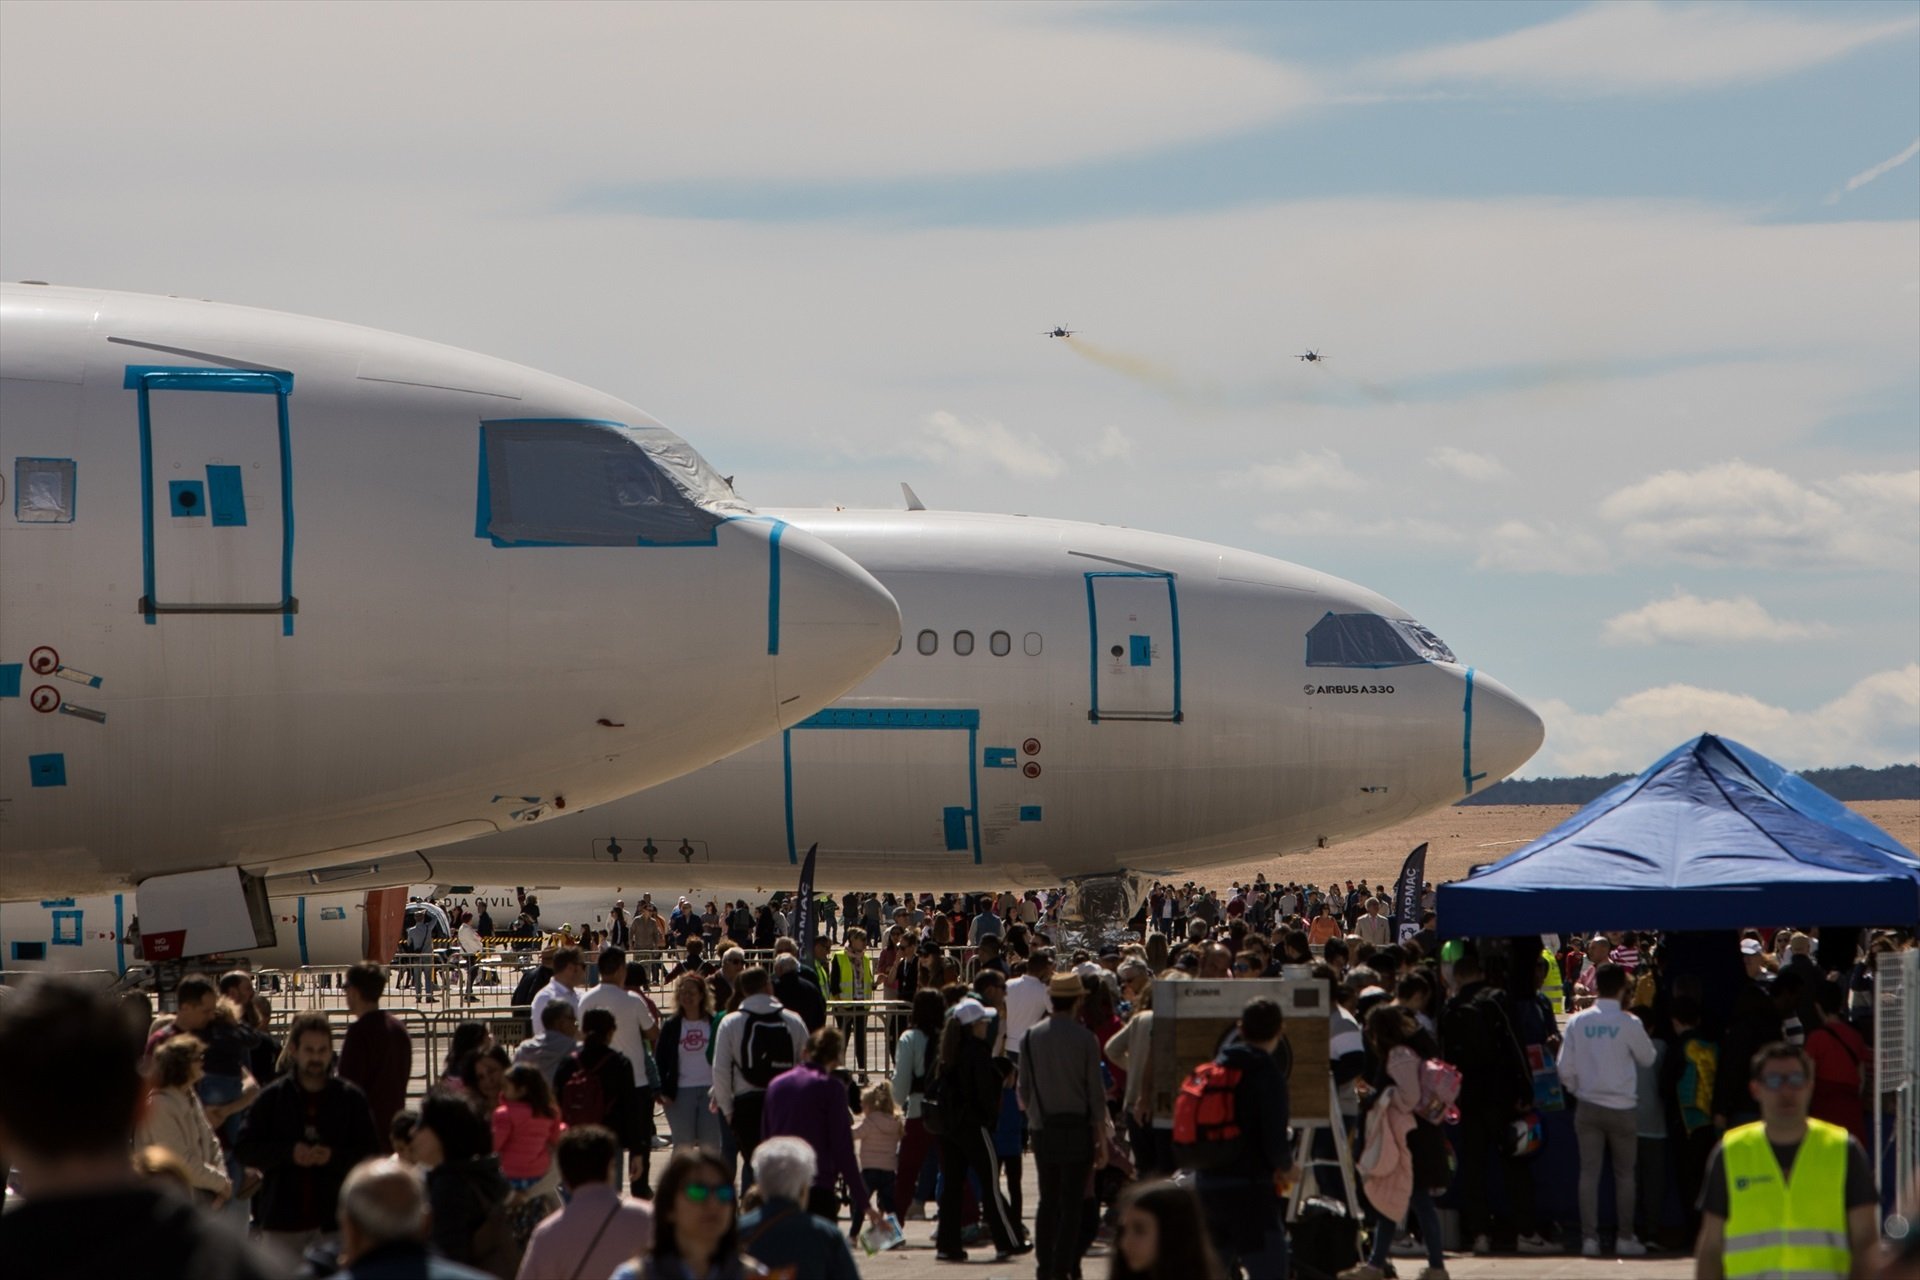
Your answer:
[0,502,1544,973]
[415,506,1545,920]
[0,284,899,958]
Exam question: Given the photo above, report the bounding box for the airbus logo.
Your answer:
[1304,684,1396,696]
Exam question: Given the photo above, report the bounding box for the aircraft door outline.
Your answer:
[128,366,296,631]
[782,707,981,865]
[1085,571,1182,723]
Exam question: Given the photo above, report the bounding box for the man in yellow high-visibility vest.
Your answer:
[829,926,878,1070]
[1694,1040,1877,1280]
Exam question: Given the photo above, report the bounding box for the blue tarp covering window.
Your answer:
[479,421,725,547]
[1305,613,1458,668]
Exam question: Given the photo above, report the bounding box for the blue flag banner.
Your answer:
[792,843,818,952]
[1392,842,1428,944]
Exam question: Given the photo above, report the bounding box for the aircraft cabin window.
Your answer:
[1024,632,1043,656]
[953,630,974,656]
[1305,612,1426,668]
[478,421,723,546]
[990,630,1011,656]
[917,629,938,655]
[14,457,75,523]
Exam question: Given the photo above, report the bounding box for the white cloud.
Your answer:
[1426,446,1510,482]
[1600,461,1920,570]
[1827,137,1920,204]
[1600,590,1834,646]
[0,5,1319,186]
[1379,1,1918,96]
[1529,665,1920,776]
[1242,449,1367,494]
[912,411,1063,482]
[1083,425,1137,467]
[1475,520,1612,574]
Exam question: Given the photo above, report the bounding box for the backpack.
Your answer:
[1172,1060,1246,1170]
[1414,1056,1462,1125]
[467,1181,523,1280]
[560,1052,611,1127]
[739,1009,796,1089]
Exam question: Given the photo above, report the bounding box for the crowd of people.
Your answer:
[0,876,1913,1280]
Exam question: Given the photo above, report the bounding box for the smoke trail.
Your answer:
[1061,337,1198,400]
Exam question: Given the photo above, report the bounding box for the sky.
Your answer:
[2,0,1916,777]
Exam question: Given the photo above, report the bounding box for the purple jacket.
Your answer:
[760,1063,867,1209]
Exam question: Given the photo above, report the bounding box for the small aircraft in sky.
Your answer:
[1297,349,1324,363]
[1044,326,1075,339]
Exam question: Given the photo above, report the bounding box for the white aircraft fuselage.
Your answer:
[420,508,1545,896]
[0,285,899,903]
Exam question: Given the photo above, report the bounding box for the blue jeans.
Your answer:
[195,1072,248,1226]
[662,1085,727,1155]
[1369,1183,1445,1269]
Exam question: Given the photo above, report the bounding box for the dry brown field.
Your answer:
[1188,799,1920,893]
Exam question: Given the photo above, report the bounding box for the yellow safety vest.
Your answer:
[1722,1118,1852,1280]
[832,950,875,999]
[1541,947,1564,1014]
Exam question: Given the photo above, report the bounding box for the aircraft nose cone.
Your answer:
[768,524,900,724]
[1467,669,1545,790]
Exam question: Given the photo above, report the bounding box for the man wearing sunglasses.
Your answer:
[1693,1041,1878,1280]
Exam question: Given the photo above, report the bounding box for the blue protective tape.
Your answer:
[113,894,126,976]
[296,896,310,966]
[28,753,66,788]
[206,465,247,527]
[1084,572,1183,723]
[766,518,786,656]
[782,730,797,865]
[1020,806,1043,822]
[168,479,206,518]
[943,807,969,851]
[786,706,983,863]
[984,747,1015,769]
[1462,666,1487,796]
[51,909,82,946]
[0,664,20,697]
[1129,634,1151,667]
[123,365,293,394]
[128,365,295,631]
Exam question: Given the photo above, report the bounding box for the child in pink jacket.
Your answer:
[491,1063,566,1190]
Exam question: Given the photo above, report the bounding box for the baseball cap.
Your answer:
[951,998,992,1026]
[1740,938,1763,956]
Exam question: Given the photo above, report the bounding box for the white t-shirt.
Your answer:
[676,1016,714,1089]
[1003,974,1051,1052]
[578,982,657,1077]
[529,978,580,1034]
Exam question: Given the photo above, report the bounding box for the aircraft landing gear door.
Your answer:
[131,367,295,627]
[785,708,981,864]
[1086,571,1181,722]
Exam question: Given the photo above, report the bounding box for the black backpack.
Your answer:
[739,1009,796,1089]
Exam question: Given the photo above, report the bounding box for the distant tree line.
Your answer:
[1459,762,1920,806]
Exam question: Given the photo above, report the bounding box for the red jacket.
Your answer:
[1806,1019,1868,1143]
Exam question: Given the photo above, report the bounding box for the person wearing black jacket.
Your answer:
[772,953,827,1033]
[1193,998,1294,1280]
[411,1089,513,1274]
[1439,950,1549,1254]
[933,998,1026,1264]
[554,1008,646,1151]
[233,1012,378,1258]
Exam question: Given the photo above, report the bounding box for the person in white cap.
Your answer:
[932,997,1028,1264]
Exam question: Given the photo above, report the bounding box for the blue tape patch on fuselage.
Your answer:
[168,479,206,518]
[28,753,66,787]
[1019,806,1043,822]
[0,664,20,697]
[984,747,1016,769]
[943,807,969,851]
[206,465,247,526]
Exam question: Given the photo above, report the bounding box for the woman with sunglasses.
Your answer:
[613,1149,766,1280]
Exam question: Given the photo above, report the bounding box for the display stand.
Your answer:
[1286,1078,1361,1220]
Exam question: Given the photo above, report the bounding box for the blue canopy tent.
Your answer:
[1438,734,1920,935]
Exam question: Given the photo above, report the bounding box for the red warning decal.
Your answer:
[1022,738,1041,756]
[28,646,59,675]
[1022,761,1042,779]
[29,685,61,714]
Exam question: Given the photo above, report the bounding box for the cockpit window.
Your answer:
[1305,613,1456,668]
[478,420,729,547]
